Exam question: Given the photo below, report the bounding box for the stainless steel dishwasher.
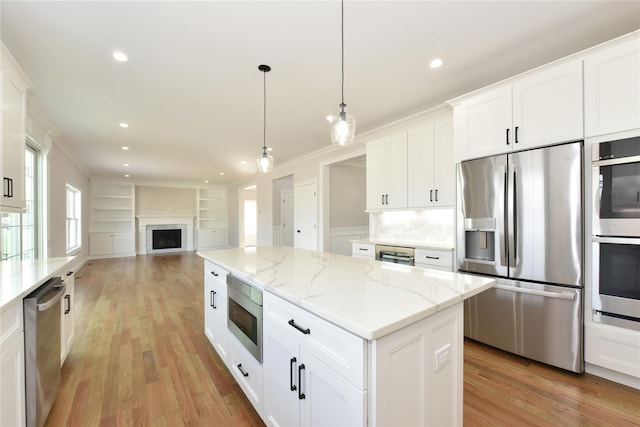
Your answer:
[24,276,66,427]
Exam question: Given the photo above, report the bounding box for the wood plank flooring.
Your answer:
[46,252,639,426]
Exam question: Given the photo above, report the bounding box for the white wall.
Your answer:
[135,185,196,216]
[48,139,90,259]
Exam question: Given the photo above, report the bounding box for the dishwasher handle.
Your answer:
[37,284,66,312]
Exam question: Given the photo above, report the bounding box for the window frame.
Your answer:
[66,183,82,253]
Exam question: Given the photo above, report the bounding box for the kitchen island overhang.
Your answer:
[198,246,494,340]
[198,246,495,426]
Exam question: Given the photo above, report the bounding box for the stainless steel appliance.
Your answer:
[591,137,640,330]
[375,245,415,266]
[457,141,584,372]
[24,276,66,427]
[592,136,640,237]
[227,274,263,363]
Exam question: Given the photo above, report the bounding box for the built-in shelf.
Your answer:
[89,181,136,258]
[197,188,229,249]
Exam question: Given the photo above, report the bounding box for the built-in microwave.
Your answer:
[227,275,263,363]
[592,136,640,237]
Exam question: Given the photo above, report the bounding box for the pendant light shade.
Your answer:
[329,0,356,145]
[257,64,274,173]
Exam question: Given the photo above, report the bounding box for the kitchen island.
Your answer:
[198,246,494,426]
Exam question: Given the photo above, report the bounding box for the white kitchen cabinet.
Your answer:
[89,232,135,258]
[61,269,75,365]
[414,248,453,272]
[453,60,583,161]
[0,299,25,427]
[203,261,230,364]
[584,38,640,137]
[197,228,229,249]
[352,242,375,259]
[366,132,408,210]
[407,115,455,207]
[229,336,264,416]
[1,43,31,212]
[371,302,463,426]
[263,292,366,427]
[585,322,640,382]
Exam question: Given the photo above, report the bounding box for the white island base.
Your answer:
[199,247,494,426]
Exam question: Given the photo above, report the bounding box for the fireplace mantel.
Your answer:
[136,216,196,255]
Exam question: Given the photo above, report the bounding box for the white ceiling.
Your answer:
[2,1,639,185]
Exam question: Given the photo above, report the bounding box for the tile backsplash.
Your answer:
[373,208,455,246]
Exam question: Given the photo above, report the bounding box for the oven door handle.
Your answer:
[593,236,640,245]
[593,155,640,167]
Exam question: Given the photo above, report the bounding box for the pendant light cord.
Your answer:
[341,0,345,106]
[263,69,267,152]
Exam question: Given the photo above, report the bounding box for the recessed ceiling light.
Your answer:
[119,122,129,128]
[219,172,225,176]
[123,163,129,167]
[241,161,247,165]
[113,51,128,62]
[121,146,129,150]
[204,180,209,183]
[430,58,443,69]
[124,174,130,178]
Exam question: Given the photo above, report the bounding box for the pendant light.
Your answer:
[257,64,274,173]
[329,0,356,146]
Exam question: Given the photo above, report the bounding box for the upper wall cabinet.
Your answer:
[366,132,408,210]
[584,38,640,137]
[407,115,454,208]
[452,60,583,161]
[1,44,31,212]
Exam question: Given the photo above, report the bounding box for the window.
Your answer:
[22,144,38,260]
[1,212,21,261]
[66,184,81,253]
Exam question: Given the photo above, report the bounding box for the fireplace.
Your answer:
[145,224,188,254]
[152,228,182,250]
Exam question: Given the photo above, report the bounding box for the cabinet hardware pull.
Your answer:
[425,256,440,260]
[506,128,510,145]
[210,271,218,277]
[236,364,249,377]
[298,364,306,400]
[385,194,389,205]
[359,248,368,251]
[8,178,13,197]
[288,319,311,335]
[67,271,74,276]
[435,189,438,202]
[515,126,519,144]
[381,194,384,205]
[210,290,216,309]
[430,189,433,202]
[64,294,71,314]
[290,357,297,391]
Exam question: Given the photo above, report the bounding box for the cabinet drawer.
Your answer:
[205,261,229,284]
[414,249,453,270]
[352,242,375,259]
[264,292,365,389]
[0,299,23,347]
[230,336,263,414]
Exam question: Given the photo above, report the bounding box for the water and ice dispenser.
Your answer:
[464,217,496,262]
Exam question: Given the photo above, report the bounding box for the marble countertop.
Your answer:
[198,246,493,340]
[1,256,76,308]
[350,238,454,251]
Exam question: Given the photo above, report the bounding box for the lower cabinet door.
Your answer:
[299,349,365,427]
[0,332,25,427]
[263,324,300,427]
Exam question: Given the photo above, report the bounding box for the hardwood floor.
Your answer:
[47,252,639,426]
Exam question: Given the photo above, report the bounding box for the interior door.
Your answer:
[295,182,317,251]
[281,190,294,247]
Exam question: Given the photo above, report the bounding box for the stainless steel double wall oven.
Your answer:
[591,136,640,330]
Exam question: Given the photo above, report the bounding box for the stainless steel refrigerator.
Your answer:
[457,141,583,372]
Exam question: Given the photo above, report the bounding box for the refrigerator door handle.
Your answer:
[494,284,576,300]
[512,167,517,267]
[506,165,517,268]
[500,165,508,266]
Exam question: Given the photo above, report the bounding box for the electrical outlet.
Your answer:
[434,343,451,372]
